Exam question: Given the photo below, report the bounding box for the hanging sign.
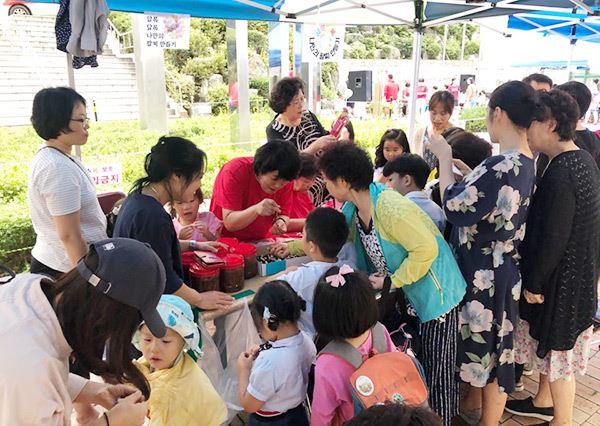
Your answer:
[302,24,345,62]
[88,164,122,186]
[143,13,190,50]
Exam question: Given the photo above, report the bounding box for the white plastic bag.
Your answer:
[197,300,261,423]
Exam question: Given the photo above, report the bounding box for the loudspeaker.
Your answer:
[347,71,372,102]
[460,74,476,93]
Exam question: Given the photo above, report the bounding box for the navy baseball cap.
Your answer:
[76,238,167,338]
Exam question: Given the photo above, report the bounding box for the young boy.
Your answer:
[288,153,318,232]
[133,295,227,426]
[383,153,446,233]
[277,207,352,339]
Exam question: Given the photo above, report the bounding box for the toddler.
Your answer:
[172,188,222,242]
[133,295,227,425]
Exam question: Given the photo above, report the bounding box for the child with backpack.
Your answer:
[311,266,427,426]
[237,281,316,425]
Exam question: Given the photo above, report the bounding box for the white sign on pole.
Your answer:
[143,13,190,50]
[88,164,122,186]
[302,24,345,62]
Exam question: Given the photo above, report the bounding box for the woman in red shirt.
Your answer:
[210,141,301,241]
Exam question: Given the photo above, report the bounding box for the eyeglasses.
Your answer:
[70,117,90,126]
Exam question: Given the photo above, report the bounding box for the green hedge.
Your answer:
[460,105,487,133]
[0,204,35,273]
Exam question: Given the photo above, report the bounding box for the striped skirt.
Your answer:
[417,306,460,426]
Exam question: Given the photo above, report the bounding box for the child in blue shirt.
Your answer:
[275,207,353,339]
[383,153,446,233]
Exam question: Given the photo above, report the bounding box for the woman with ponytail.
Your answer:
[114,136,233,310]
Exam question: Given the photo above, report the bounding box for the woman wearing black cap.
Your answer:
[0,238,167,425]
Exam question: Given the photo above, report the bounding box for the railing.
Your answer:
[106,19,134,57]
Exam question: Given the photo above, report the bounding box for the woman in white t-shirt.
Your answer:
[28,87,107,278]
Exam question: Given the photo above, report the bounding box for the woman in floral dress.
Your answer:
[429,81,538,426]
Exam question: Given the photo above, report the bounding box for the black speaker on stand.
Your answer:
[347,71,373,102]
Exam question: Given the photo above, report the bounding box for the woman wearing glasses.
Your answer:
[27,87,106,280]
[266,77,337,206]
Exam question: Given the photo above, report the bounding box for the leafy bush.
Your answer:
[0,204,35,273]
[250,76,270,99]
[460,106,488,133]
[250,94,268,113]
[207,84,229,115]
[165,65,195,110]
[109,12,131,33]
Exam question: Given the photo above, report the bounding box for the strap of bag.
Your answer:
[371,322,389,354]
[320,340,363,369]
[319,322,389,369]
[378,276,393,322]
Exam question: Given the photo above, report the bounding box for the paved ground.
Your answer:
[499,334,600,426]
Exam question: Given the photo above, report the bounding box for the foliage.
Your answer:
[206,84,229,115]
[0,204,36,274]
[344,24,478,60]
[109,12,131,33]
[165,64,195,109]
[460,105,488,133]
[321,63,340,100]
[250,76,270,99]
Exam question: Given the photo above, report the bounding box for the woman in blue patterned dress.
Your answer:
[428,81,538,426]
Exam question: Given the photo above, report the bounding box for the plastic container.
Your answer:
[217,237,239,248]
[189,263,220,293]
[220,254,245,293]
[234,243,258,279]
[181,252,196,284]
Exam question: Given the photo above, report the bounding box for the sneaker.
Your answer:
[514,380,524,392]
[504,397,554,421]
[523,364,534,376]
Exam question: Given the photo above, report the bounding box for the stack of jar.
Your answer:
[181,238,259,294]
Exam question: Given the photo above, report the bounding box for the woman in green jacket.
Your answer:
[318,143,466,426]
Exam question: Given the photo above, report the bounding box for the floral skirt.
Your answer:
[514,318,593,382]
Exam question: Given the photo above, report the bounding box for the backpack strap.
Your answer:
[320,340,363,369]
[371,322,389,354]
[319,322,389,368]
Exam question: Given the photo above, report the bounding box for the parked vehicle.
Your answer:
[3,0,58,16]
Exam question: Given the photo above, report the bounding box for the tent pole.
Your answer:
[66,53,82,160]
[408,29,422,147]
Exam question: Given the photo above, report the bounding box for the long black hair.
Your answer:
[251,280,306,332]
[374,129,410,168]
[130,136,207,198]
[42,247,150,399]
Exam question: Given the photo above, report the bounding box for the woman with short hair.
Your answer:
[266,77,337,206]
[210,140,301,241]
[28,87,107,279]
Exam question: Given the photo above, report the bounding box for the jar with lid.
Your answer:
[220,254,245,293]
[233,243,258,279]
[189,263,220,293]
[181,252,196,284]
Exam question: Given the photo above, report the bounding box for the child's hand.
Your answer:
[179,225,194,240]
[369,272,385,290]
[269,243,289,259]
[193,221,212,238]
[237,350,254,371]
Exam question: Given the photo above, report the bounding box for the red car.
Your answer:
[3,0,59,16]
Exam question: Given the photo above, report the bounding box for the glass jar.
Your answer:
[220,254,245,293]
[181,252,196,284]
[233,243,258,279]
[189,263,220,293]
